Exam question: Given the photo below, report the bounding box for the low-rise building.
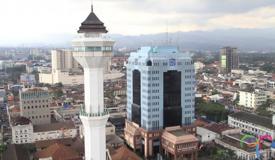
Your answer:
[215,133,271,160]
[196,123,240,143]
[248,69,267,75]
[239,89,267,109]
[33,121,77,142]
[11,117,33,144]
[53,105,80,121]
[267,81,275,89]
[108,145,141,160]
[34,143,82,160]
[20,73,36,85]
[105,122,124,149]
[106,122,116,136]
[11,116,77,144]
[7,105,21,121]
[228,112,275,138]
[39,70,124,85]
[231,69,245,75]
[39,70,84,85]
[268,103,275,113]
[162,126,198,160]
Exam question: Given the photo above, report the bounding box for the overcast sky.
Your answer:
[1,0,275,45]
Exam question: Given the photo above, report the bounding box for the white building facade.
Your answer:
[33,122,77,142]
[196,127,220,143]
[39,70,84,85]
[39,49,83,85]
[51,50,80,71]
[11,117,33,144]
[11,118,77,144]
[194,61,205,73]
[268,81,275,89]
[239,89,267,109]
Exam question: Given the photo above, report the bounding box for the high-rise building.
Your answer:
[124,46,197,158]
[72,5,115,160]
[220,47,239,73]
[51,50,80,71]
[39,49,83,85]
[19,87,51,125]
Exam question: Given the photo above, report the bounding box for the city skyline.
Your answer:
[1,0,275,46]
[1,0,275,159]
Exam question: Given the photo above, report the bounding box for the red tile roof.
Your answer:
[194,118,209,127]
[204,123,233,134]
[35,143,81,160]
[111,145,141,160]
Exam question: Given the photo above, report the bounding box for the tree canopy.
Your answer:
[196,99,229,122]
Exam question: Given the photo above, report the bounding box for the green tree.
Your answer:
[212,149,239,160]
[255,99,273,117]
[6,65,26,83]
[0,144,7,153]
[23,144,36,153]
[196,101,229,122]
[260,64,275,73]
[239,65,249,71]
[54,82,63,88]
[53,88,63,98]
[212,89,219,95]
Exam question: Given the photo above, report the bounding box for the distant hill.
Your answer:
[3,28,275,52]
[111,28,275,52]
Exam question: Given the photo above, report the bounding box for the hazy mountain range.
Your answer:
[112,28,275,52]
[3,28,275,52]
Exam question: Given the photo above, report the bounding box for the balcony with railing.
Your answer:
[80,105,109,118]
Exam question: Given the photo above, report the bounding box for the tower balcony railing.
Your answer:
[79,105,109,117]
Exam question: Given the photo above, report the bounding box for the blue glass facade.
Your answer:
[126,46,196,131]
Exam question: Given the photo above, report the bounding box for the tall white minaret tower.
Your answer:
[72,4,114,160]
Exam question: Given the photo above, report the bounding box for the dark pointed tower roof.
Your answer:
[78,5,108,33]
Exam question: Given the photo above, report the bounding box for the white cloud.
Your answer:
[0,0,275,45]
[208,6,275,29]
